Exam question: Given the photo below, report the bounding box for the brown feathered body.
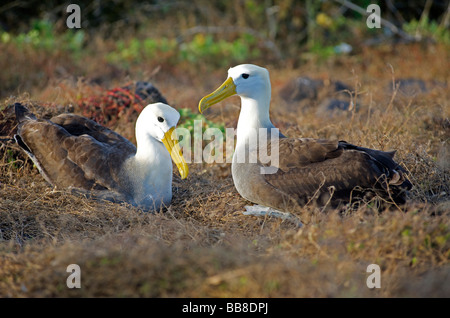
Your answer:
[232,136,412,211]
[15,104,136,200]
[13,102,181,209]
[199,64,413,212]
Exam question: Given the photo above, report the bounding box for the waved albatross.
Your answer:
[199,64,412,220]
[14,102,188,210]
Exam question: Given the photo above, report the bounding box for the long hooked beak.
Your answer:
[198,77,236,113]
[161,127,189,179]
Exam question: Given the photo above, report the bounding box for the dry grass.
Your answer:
[0,42,449,298]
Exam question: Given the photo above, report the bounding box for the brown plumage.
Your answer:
[14,102,188,209]
[235,138,412,211]
[199,64,412,212]
[15,105,134,192]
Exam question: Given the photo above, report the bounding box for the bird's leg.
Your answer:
[243,205,303,227]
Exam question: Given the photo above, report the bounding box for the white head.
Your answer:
[227,64,271,100]
[136,102,188,179]
[198,64,271,113]
[137,102,181,142]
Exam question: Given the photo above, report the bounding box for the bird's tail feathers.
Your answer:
[15,103,36,123]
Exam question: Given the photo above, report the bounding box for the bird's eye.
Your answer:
[157,116,164,123]
[242,73,249,79]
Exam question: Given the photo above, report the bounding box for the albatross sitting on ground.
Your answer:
[199,64,412,223]
[14,102,188,210]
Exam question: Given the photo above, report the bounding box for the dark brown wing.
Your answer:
[260,138,411,207]
[50,113,133,147]
[15,104,136,193]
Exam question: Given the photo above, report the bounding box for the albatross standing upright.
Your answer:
[199,64,411,219]
[14,102,189,210]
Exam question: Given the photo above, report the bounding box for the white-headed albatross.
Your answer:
[14,102,188,210]
[199,64,411,221]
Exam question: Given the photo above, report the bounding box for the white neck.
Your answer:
[126,121,172,207]
[236,94,275,148]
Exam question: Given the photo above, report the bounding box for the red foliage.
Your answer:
[77,82,146,127]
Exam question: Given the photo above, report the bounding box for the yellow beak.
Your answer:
[198,77,237,113]
[162,127,189,179]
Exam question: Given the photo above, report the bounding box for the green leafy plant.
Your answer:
[178,33,260,67]
[0,19,85,54]
[106,37,177,68]
[106,33,260,69]
[178,108,225,139]
[403,17,450,45]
